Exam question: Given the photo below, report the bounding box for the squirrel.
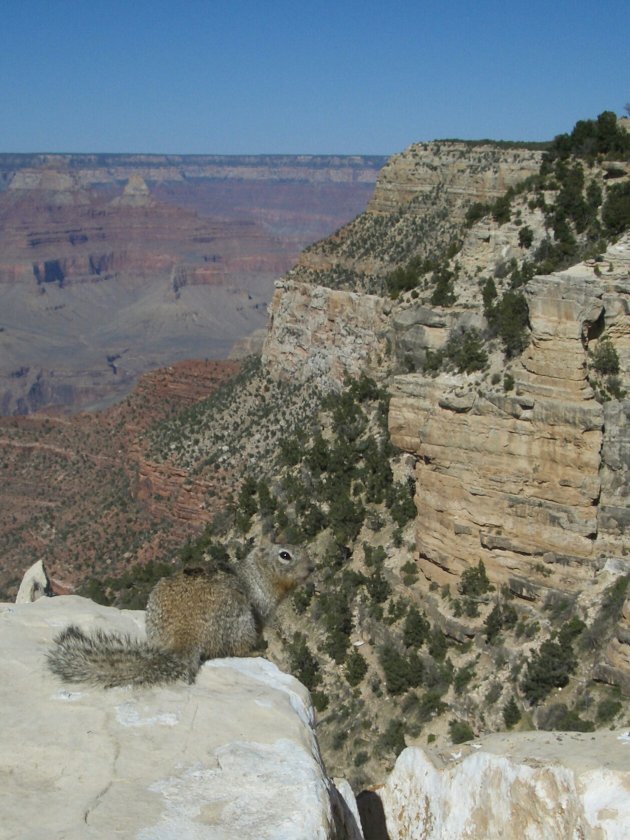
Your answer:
[46,543,313,688]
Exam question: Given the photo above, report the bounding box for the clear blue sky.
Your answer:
[1,0,628,155]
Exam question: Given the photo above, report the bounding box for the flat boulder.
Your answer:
[0,595,357,839]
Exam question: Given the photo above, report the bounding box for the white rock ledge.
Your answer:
[375,733,630,840]
[0,595,358,840]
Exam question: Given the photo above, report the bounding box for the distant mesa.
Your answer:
[7,168,91,205]
[110,174,155,208]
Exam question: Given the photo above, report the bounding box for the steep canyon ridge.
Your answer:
[2,113,630,835]
[0,153,384,413]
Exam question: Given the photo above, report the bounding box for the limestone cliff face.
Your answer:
[389,273,601,595]
[262,142,543,384]
[262,139,630,697]
[368,141,542,216]
[389,239,630,598]
[374,736,630,840]
[262,278,391,382]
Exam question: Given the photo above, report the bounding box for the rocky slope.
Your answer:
[247,121,630,784]
[0,360,240,597]
[0,154,383,414]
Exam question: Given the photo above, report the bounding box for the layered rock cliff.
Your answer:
[263,141,543,378]
[261,134,630,704]
[388,258,618,590]
[374,735,630,839]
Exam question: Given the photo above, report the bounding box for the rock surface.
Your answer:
[0,359,240,597]
[388,236,630,599]
[262,279,391,383]
[373,734,630,839]
[368,142,542,216]
[0,595,354,839]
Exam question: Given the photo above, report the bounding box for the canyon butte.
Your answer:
[2,113,630,824]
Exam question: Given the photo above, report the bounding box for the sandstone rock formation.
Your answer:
[262,142,543,382]
[388,237,630,605]
[1,594,358,839]
[262,278,392,382]
[260,138,630,714]
[368,142,542,216]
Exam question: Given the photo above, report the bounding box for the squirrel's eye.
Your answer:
[279,550,292,562]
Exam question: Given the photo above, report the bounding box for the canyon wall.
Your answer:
[263,142,543,377]
[368,141,543,215]
[388,267,608,594]
[262,140,630,693]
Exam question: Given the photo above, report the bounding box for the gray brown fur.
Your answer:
[47,543,312,688]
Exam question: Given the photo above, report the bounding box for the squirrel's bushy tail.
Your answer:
[47,625,195,688]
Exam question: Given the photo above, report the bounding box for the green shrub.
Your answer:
[492,194,512,225]
[449,719,475,744]
[484,604,503,643]
[518,226,534,249]
[380,719,406,756]
[428,628,448,661]
[401,560,419,585]
[443,328,488,373]
[379,645,424,695]
[521,639,577,704]
[311,690,329,712]
[412,689,447,722]
[492,291,530,357]
[320,590,354,664]
[354,750,369,767]
[465,202,491,226]
[345,650,369,686]
[537,703,595,732]
[431,266,456,307]
[545,111,630,162]
[366,568,391,603]
[460,561,492,596]
[602,181,630,236]
[502,696,521,728]
[403,606,431,648]
[485,682,502,705]
[386,480,416,527]
[293,582,315,614]
[591,338,620,376]
[454,662,476,695]
[287,633,321,691]
[596,698,622,724]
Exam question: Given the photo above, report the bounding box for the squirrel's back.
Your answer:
[47,542,312,688]
[146,566,256,661]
